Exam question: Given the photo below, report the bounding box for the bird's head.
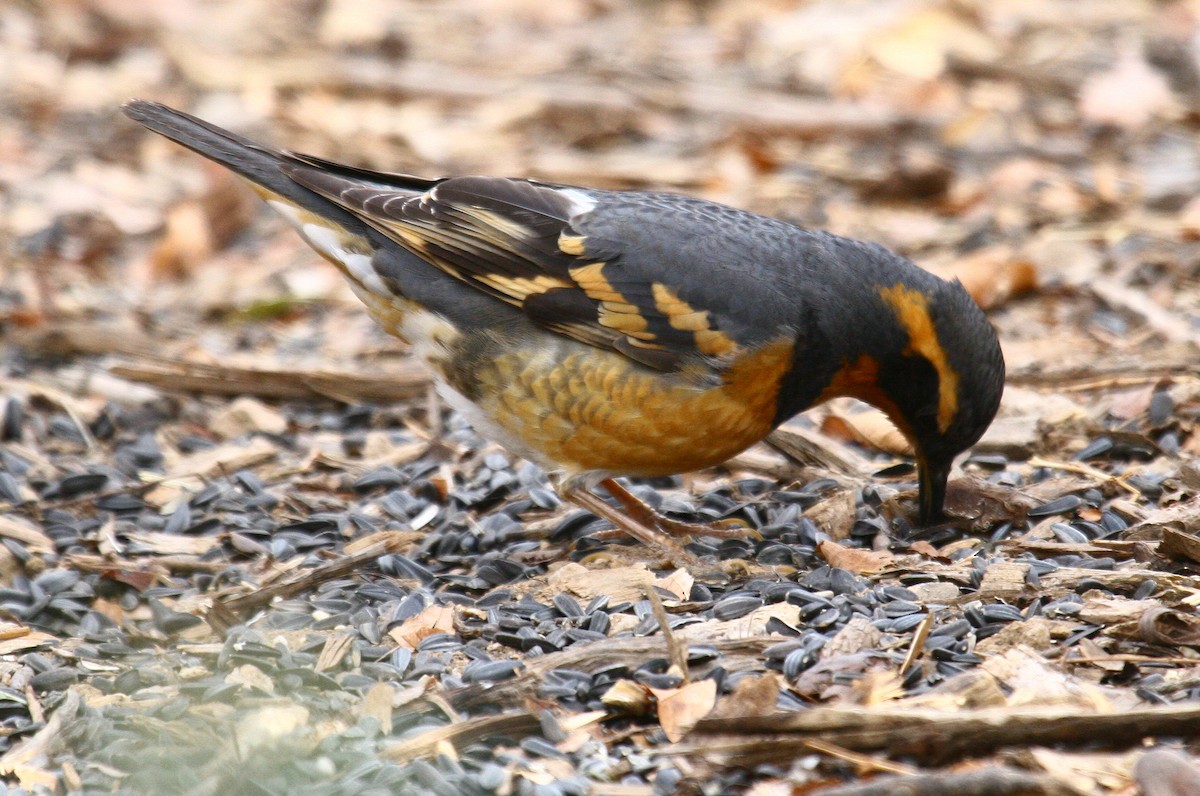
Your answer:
[806,271,1005,525]
[870,278,1005,524]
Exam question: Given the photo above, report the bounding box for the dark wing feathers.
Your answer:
[123,101,793,373]
[284,167,752,370]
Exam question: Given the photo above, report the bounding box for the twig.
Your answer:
[900,612,934,675]
[1052,653,1200,666]
[1026,455,1142,496]
[381,712,541,762]
[645,585,689,681]
[800,738,917,777]
[210,537,410,628]
[946,53,1079,96]
[688,702,1200,763]
[1005,365,1199,390]
[805,765,1081,796]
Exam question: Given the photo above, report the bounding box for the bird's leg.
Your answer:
[598,478,754,540]
[561,483,703,569]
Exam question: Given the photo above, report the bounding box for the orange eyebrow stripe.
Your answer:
[878,283,960,433]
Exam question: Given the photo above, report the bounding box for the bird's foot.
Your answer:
[558,477,759,570]
[562,484,702,569]
[598,478,759,541]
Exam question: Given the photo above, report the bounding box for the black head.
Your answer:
[871,278,1005,523]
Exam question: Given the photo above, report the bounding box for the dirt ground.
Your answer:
[2,1,1200,794]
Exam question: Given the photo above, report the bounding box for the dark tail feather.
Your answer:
[123,101,304,197]
[122,100,375,233]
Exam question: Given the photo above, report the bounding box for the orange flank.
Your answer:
[462,336,795,477]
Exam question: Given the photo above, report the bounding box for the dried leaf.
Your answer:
[545,562,655,604]
[211,396,288,439]
[316,631,355,672]
[1080,50,1174,129]
[125,531,218,556]
[102,569,159,592]
[166,437,277,479]
[652,678,717,743]
[1139,606,1200,646]
[1030,748,1134,794]
[709,674,781,721]
[817,539,894,575]
[388,605,455,650]
[656,568,694,602]
[601,679,653,716]
[942,246,1038,310]
[1078,596,1158,626]
[822,615,884,659]
[1160,527,1200,565]
[225,664,276,696]
[869,9,996,80]
[825,406,910,456]
[0,631,56,656]
[805,491,858,542]
[0,516,55,555]
[234,703,310,751]
[360,683,394,729]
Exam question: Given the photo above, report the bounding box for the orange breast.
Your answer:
[458,337,795,477]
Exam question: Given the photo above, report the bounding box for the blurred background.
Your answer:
[2,4,1200,793]
[2,0,1197,389]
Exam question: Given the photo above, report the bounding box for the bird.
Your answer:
[123,100,1005,564]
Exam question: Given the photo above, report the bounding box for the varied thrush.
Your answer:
[123,101,1005,562]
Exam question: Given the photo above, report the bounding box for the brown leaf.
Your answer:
[1108,384,1156,421]
[1030,748,1135,795]
[1078,596,1158,626]
[805,491,858,542]
[359,683,394,729]
[656,568,694,602]
[150,201,214,280]
[1160,527,1200,565]
[601,679,653,717]
[825,406,910,456]
[316,631,355,672]
[389,605,455,649]
[211,396,289,439]
[868,8,996,80]
[652,678,717,743]
[823,615,885,660]
[943,246,1039,310]
[908,540,946,560]
[1139,606,1200,646]
[166,437,278,479]
[102,568,159,592]
[125,531,218,556]
[944,473,1037,525]
[0,630,56,656]
[1079,49,1174,129]
[150,167,257,280]
[709,674,781,720]
[0,516,55,555]
[817,539,895,574]
[545,562,655,604]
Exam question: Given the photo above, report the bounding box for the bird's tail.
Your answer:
[122,100,379,231]
[123,101,300,197]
